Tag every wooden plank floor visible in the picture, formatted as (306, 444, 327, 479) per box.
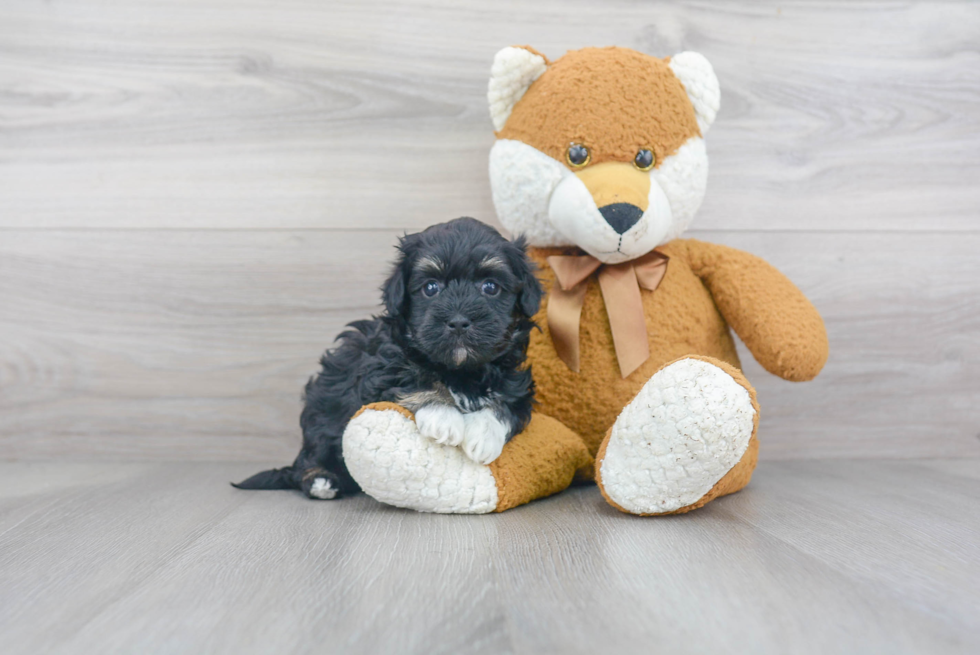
(1, 459, 977, 654)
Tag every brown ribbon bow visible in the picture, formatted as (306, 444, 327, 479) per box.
(546, 250, 669, 378)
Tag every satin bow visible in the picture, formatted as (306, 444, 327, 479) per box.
(546, 250, 669, 378)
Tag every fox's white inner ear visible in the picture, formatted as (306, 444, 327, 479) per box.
(668, 51, 720, 134)
(488, 46, 548, 131)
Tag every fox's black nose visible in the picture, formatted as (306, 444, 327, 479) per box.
(599, 203, 643, 235)
(447, 315, 471, 334)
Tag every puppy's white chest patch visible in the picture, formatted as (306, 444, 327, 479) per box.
(449, 390, 488, 413)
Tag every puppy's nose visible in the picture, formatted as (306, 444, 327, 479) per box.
(598, 203, 643, 235)
(447, 315, 471, 334)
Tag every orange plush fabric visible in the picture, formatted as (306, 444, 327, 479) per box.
(489, 413, 593, 512)
(350, 401, 414, 423)
(681, 240, 829, 381)
(525, 240, 827, 458)
(527, 241, 741, 456)
(497, 47, 701, 167)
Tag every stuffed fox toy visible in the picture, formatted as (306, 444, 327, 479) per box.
(341, 46, 829, 515)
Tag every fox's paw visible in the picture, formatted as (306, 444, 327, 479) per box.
(596, 357, 759, 515)
(343, 403, 498, 514)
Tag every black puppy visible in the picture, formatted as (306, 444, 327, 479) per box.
(234, 217, 542, 500)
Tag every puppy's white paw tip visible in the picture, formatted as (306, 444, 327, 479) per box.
(415, 404, 466, 447)
(309, 477, 337, 500)
(462, 409, 508, 465)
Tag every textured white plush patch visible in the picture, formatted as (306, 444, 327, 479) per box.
(308, 477, 336, 500)
(668, 52, 720, 134)
(652, 137, 709, 243)
(343, 408, 498, 514)
(461, 409, 509, 465)
(489, 139, 568, 246)
(600, 359, 755, 514)
(488, 47, 548, 131)
(415, 404, 466, 447)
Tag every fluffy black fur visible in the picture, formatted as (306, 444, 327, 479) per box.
(234, 217, 543, 499)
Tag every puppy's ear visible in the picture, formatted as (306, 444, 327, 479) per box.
(382, 233, 418, 317)
(508, 235, 543, 318)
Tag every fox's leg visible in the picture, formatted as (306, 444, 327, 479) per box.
(595, 356, 759, 515)
(343, 403, 592, 513)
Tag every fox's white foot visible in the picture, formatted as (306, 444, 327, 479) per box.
(596, 357, 757, 515)
(415, 404, 466, 447)
(461, 409, 509, 465)
(343, 404, 498, 514)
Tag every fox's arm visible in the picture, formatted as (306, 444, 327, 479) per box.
(680, 239, 829, 382)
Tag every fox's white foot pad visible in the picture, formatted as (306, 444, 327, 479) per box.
(600, 358, 755, 514)
(343, 407, 498, 514)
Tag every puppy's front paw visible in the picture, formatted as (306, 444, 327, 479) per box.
(461, 409, 509, 465)
(415, 404, 466, 446)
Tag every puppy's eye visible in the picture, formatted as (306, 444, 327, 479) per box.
(422, 281, 441, 297)
(483, 280, 500, 296)
(634, 148, 655, 171)
(481, 280, 500, 296)
(566, 143, 590, 168)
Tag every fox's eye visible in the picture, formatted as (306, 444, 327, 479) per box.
(634, 149, 655, 171)
(482, 280, 500, 296)
(422, 281, 441, 297)
(566, 143, 591, 168)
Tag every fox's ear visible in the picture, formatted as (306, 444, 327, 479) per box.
(488, 46, 548, 131)
(668, 51, 720, 134)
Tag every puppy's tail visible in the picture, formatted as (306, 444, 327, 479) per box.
(232, 467, 299, 491)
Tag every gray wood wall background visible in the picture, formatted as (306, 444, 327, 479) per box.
(2, 0, 978, 462)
